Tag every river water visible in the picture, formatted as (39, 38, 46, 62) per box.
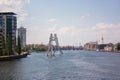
(0, 50, 120, 80)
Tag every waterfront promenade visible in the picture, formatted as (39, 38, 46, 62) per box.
(0, 52, 28, 61)
(0, 50, 120, 80)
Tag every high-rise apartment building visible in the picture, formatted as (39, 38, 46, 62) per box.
(0, 12, 17, 54)
(18, 27, 26, 48)
(0, 21, 2, 51)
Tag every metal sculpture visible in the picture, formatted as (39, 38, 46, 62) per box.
(47, 33, 63, 56)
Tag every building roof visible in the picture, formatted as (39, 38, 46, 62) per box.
(18, 27, 26, 30)
(18, 27, 26, 32)
(86, 42, 98, 45)
(0, 12, 16, 15)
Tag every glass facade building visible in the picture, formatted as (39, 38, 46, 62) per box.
(0, 12, 17, 54)
(0, 16, 2, 51)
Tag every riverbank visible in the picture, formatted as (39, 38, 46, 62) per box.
(0, 52, 28, 61)
(84, 49, 120, 53)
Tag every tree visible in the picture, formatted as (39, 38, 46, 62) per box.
(6, 34, 12, 55)
(18, 36, 21, 55)
(117, 43, 120, 51)
(2, 37, 7, 56)
(1, 35, 6, 56)
(14, 37, 17, 53)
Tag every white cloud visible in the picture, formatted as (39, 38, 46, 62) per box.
(48, 24, 57, 32)
(48, 25, 77, 36)
(18, 12, 28, 23)
(80, 14, 91, 19)
(48, 18, 57, 23)
(0, 0, 30, 6)
(0, 0, 30, 24)
(90, 23, 120, 43)
(47, 25, 81, 45)
(55, 22, 120, 45)
(26, 21, 120, 45)
(92, 23, 115, 30)
(57, 26, 76, 36)
(92, 23, 120, 32)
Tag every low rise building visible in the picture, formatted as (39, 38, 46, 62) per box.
(98, 44, 107, 51)
(104, 43, 114, 52)
(84, 42, 98, 51)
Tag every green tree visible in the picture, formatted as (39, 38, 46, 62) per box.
(6, 34, 12, 55)
(2, 36, 7, 56)
(14, 37, 18, 53)
(18, 36, 21, 55)
(26, 46, 31, 52)
(117, 43, 120, 51)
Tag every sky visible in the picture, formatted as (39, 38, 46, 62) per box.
(0, 0, 120, 46)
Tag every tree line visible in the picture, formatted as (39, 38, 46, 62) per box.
(0, 35, 22, 56)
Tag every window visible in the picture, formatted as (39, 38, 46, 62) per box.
(0, 16, 2, 29)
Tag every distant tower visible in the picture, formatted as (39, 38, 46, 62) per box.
(18, 27, 26, 48)
(47, 33, 63, 56)
(101, 36, 104, 44)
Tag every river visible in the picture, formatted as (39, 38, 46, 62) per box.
(0, 50, 120, 80)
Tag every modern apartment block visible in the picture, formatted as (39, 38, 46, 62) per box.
(0, 12, 17, 54)
(0, 23, 2, 51)
(18, 27, 26, 48)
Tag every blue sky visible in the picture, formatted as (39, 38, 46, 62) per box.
(0, 0, 120, 46)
